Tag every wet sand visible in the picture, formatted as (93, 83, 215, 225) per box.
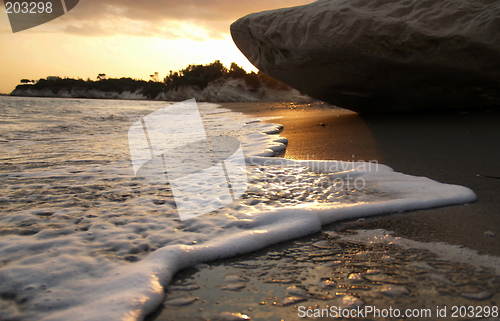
(149, 229, 499, 321)
(149, 102, 500, 321)
(221, 102, 500, 256)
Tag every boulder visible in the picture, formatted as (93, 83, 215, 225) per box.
(231, 0, 500, 113)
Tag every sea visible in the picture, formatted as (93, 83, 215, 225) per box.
(0, 96, 497, 321)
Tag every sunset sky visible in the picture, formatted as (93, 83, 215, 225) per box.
(0, 0, 315, 94)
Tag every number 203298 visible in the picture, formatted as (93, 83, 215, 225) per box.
(5, 2, 53, 14)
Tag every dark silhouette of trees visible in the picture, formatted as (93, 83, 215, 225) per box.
(229, 63, 247, 79)
(163, 60, 229, 89)
(13, 61, 293, 99)
(244, 72, 261, 90)
(150, 72, 159, 82)
(20, 79, 35, 84)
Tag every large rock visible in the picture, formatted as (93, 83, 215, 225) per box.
(231, 0, 500, 113)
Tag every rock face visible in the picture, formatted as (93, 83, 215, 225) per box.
(10, 88, 147, 100)
(157, 78, 310, 102)
(231, 0, 500, 113)
(11, 78, 311, 103)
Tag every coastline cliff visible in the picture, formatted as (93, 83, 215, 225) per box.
(10, 61, 312, 103)
(11, 78, 310, 103)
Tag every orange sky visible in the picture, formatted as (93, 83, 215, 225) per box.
(0, 0, 315, 94)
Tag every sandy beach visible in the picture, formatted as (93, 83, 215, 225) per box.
(3, 0, 499, 318)
(149, 102, 500, 321)
(221, 102, 500, 256)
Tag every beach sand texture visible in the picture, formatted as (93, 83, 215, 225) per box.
(150, 102, 500, 321)
(223, 102, 500, 255)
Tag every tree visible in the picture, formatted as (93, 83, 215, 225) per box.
(163, 71, 179, 87)
(228, 63, 247, 79)
(20, 79, 34, 84)
(150, 72, 159, 82)
(244, 72, 261, 90)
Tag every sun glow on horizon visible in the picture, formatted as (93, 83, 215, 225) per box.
(148, 35, 258, 76)
(0, 0, 316, 93)
(0, 30, 257, 93)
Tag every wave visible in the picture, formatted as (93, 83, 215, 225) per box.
(0, 97, 477, 320)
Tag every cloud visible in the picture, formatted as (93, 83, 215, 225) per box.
(58, 0, 316, 39)
(64, 23, 109, 37)
(67, 0, 312, 22)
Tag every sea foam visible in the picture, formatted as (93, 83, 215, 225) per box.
(0, 97, 476, 320)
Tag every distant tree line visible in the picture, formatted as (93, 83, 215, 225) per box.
(15, 61, 290, 99)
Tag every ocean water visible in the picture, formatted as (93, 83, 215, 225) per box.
(0, 97, 479, 320)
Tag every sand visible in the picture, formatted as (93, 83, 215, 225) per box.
(149, 102, 499, 321)
(149, 230, 499, 321)
(220, 102, 500, 256)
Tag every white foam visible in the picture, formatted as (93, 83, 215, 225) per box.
(332, 229, 500, 275)
(0, 97, 481, 321)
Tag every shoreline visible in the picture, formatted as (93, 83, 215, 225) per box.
(220, 102, 500, 256)
(2, 96, 497, 320)
(129, 100, 499, 321)
(150, 228, 500, 321)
